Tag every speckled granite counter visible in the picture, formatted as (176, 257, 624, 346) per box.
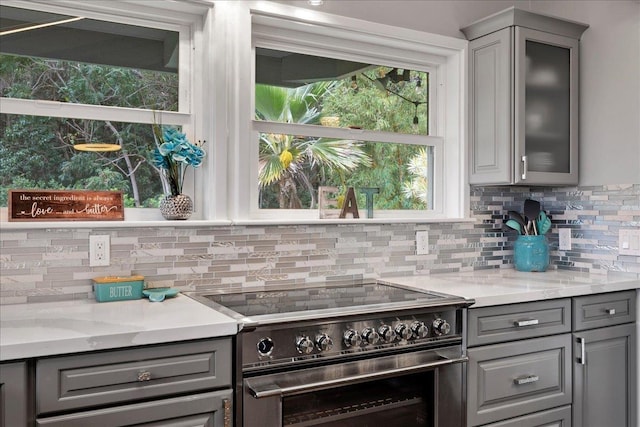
(0, 294, 236, 361)
(382, 269, 640, 308)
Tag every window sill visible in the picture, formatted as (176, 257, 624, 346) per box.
(231, 217, 476, 226)
(0, 219, 233, 230)
(0, 217, 476, 230)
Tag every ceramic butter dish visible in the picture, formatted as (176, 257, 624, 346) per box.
(93, 275, 145, 302)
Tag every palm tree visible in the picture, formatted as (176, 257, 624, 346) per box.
(256, 82, 371, 209)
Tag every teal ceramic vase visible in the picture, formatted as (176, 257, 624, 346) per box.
(514, 235, 549, 272)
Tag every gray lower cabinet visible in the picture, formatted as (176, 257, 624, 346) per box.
(35, 389, 231, 427)
(573, 291, 637, 427)
(33, 338, 233, 427)
(467, 333, 572, 426)
(482, 405, 571, 427)
(0, 361, 32, 426)
(467, 291, 638, 427)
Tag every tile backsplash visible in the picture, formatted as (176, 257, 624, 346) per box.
(1, 183, 638, 305)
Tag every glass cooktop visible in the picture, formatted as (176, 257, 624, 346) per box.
(198, 282, 446, 317)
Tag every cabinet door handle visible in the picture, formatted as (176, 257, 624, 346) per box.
(521, 155, 528, 180)
(137, 370, 152, 382)
(514, 319, 539, 327)
(223, 398, 232, 427)
(578, 337, 586, 365)
(605, 308, 616, 315)
(514, 374, 539, 385)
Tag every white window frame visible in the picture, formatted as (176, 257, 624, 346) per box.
(224, 1, 468, 223)
(0, 0, 216, 221)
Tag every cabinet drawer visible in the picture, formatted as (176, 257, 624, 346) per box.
(467, 299, 571, 346)
(573, 290, 636, 331)
(37, 339, 231, 414)
(36, 389, 232, 427)
(467, 334, 572, 427)
(482, 405, 571, 427)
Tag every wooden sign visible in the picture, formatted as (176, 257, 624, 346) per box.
(8, 190, 124, 222)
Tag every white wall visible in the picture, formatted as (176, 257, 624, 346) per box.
(277, 0, 640, 186)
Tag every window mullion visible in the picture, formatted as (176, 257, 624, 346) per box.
(252, 120, 444, 147)
(0, 98, 191, 126)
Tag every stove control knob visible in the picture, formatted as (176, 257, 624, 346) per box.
(410, 321, 429, 339)
(361, 327, 380, 345)
(315, 334, 334, 352)
(296, 336, 314, 354)
(394, 323, 411, 341)
(378, 325, 397, 343)
(257, 337, 274, 357)
(432, 318, 451, 336)
(343, 329, 362, 347)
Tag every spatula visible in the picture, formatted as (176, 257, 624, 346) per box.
(537, 211, 552, 235)
(524, 199, 541, 235)
(508, 210, 528, 235)
(505, 219, 523, 235)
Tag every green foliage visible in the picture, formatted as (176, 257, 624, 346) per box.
(0, 54, 176, 207)
(256, 67, 432, 211)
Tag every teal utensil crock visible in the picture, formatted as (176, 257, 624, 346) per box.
(514, 235, 549, 272)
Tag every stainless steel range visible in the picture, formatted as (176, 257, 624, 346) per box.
(189, 280, 474, 427)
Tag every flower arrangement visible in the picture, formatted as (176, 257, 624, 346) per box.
(151, 125, 205, 196)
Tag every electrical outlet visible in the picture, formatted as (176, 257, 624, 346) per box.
(619, 229, 640, 256)
(416, 231, 429, 255)
(558, 228, 571, 251)
(89, 235, 110, 267)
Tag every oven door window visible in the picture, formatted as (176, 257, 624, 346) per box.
(282, 371, 434, 427)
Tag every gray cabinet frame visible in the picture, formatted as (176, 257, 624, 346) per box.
(0, 361, 32, 427)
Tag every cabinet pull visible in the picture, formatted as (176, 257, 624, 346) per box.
(223, 398, 232, 427)
(521, 155, 528, 180)
(514, 374, 539, 385)
(514, 319, 539, 327)
(578, 337, 586, 365)
(137, 370, 152, 382)
(605, 308, 616, 315)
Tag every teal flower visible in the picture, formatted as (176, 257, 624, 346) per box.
(152, 125, 206, 196)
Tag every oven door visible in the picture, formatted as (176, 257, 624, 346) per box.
(242, 345, 466, 427)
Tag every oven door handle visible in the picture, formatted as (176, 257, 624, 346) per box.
(246, 351, 468, 399)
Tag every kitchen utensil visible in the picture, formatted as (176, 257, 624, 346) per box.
(143, 287, 179, 302)
(524, 199, 541, 235)
(505, 219, 523, 234)
(508, 210, 528, 235)
(537, 211, 552, 235)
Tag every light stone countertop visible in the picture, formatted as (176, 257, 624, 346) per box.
(382, 269, 640, 308)
(0, 294, 236, 361)
(2, 269, 639, 362)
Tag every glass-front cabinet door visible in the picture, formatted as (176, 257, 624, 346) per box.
(515, 28, 579, 185)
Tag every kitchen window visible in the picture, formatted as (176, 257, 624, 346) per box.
(0, 1, 204, 219)
(226, 4, 467, 221)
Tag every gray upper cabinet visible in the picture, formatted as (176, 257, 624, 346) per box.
(462, 7, 588, 185)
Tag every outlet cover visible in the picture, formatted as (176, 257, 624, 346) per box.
(416, 231, 429, 255)
(619, 229, 640, 256)
(89, 235, 110, 267)
(558, 228, 571, 251)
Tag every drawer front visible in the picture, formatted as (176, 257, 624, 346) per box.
(573, 290, 636, 331)
(468, 299, 571, 346)
(36, 389, 232, 427)
(467, 334, 572, 427)
(482, 405, 571, 427)
(37, 339, 231, 414)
